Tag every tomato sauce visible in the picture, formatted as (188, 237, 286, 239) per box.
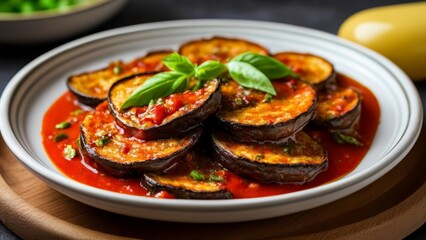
(41, 74, 380, 199)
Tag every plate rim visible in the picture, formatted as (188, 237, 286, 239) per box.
(0, 19, 422, 215)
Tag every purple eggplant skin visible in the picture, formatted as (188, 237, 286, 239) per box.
(80, 127, 203, 178)
(141, 174, 233, 199)
(68, 88, 104, 107)
(216, 102, 316, 145)
(67, 50, 171, 107)
(315, 101, 361, 130)
(108, 75, 222, 140)
(212, 131, 328, 184)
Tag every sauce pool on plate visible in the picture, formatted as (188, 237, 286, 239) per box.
(41, 73, 380, 199)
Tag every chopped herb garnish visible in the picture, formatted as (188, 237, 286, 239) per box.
(113, 65, 122, 75)
(55, 121, 71, 129)
(208, 174, 223, 182)
(71, 109, 84, 116)
(95, 136, 110, 147)
(263, 93, 273, 103)
(189, 170, 205, 181)
(283, 147, 290, 153)
(76, 138, 81, 148)
(63, 145, 77, 160)
(234, 98, 244, 106)
(254, 154, 264, 161)
(53, 133, 68, 142)
(332, 132, 363, 146)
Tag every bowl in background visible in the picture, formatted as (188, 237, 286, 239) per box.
(0, 0, 127, 44)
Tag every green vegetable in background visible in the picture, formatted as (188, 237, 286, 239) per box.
(0, 0, 86, 13)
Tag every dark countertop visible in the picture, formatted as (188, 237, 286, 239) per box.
(0, 0, 424, 239)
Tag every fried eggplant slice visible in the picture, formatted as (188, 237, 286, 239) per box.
(80, 102, 201, 178)
(212, 131, 328, 184)
(274, 52, 336, 91)
(67, 50, 171, 107)
(179, 36, 269, 64)
(216, 79, 316, 144)
(142, 150, 232, 199)
(314, 87, 361, 129)
(109, 74, 221, 140)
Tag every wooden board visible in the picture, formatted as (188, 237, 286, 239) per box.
(0, 128, 425, 240)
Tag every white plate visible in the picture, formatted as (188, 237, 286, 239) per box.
(0, 19, 422, 223)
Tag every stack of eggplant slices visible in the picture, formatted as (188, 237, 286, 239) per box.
(68, 37, 361, 199)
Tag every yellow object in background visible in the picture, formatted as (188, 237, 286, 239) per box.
(338, 2, 426, 81)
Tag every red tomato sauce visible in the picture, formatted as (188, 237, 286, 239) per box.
(41, 74, 380, 199)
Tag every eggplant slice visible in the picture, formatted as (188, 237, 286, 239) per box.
(109, 74, 221, 140)
(67, 50, 171, 107)
(314, 87, 361, 129)
(274, 52, 336, 91)
(212, 130, 328, 184)
(179, 36, 269, 64)
(142, 150, 232, 199)
(216, 79, 316, 144)
(80, 102, 201, 178)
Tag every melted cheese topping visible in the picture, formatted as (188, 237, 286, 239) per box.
(274, 52, 333, 85)
(110, 78, 219, 129)
(149, 175, 223, 192)
(68, 51, 169, 99)
(145, 151, 227, 192)
(180, 37, 268, 64)
(69, 69, 122, 98)
(214, 131, 326, 165)
(81, 102, 193, 164)
(218, 79, 315, 125)
(315, 87, 360, 121)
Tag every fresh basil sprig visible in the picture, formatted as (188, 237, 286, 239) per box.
(121, 52, 297, 109)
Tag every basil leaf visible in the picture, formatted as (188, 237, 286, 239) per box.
(172, 75, 188, 93)
(121, 72, 186, 109)
(232, 52, 297, 79)
(332, 132, 363, 146)
(162, 52, 195, 75)
(189, 170, 205, 181)
(195, 60, 226, 81)
(227, 61, 277, 95)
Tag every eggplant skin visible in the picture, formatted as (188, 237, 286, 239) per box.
(273, 52, 336, 91)
(313, 87, 362, 129)
(216, 79, 317, 144)
(79, 102, 203, 178)
(67, 50, 171, 107)
(141, 149, 232, 199)
(179, 36, 270, 64)
(212, 131, 328, 184)
(142, 174, 232, 199)
(217, 103, 315, 144)
(80, 128, 202, 178)
(109, 75, 222, 140)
